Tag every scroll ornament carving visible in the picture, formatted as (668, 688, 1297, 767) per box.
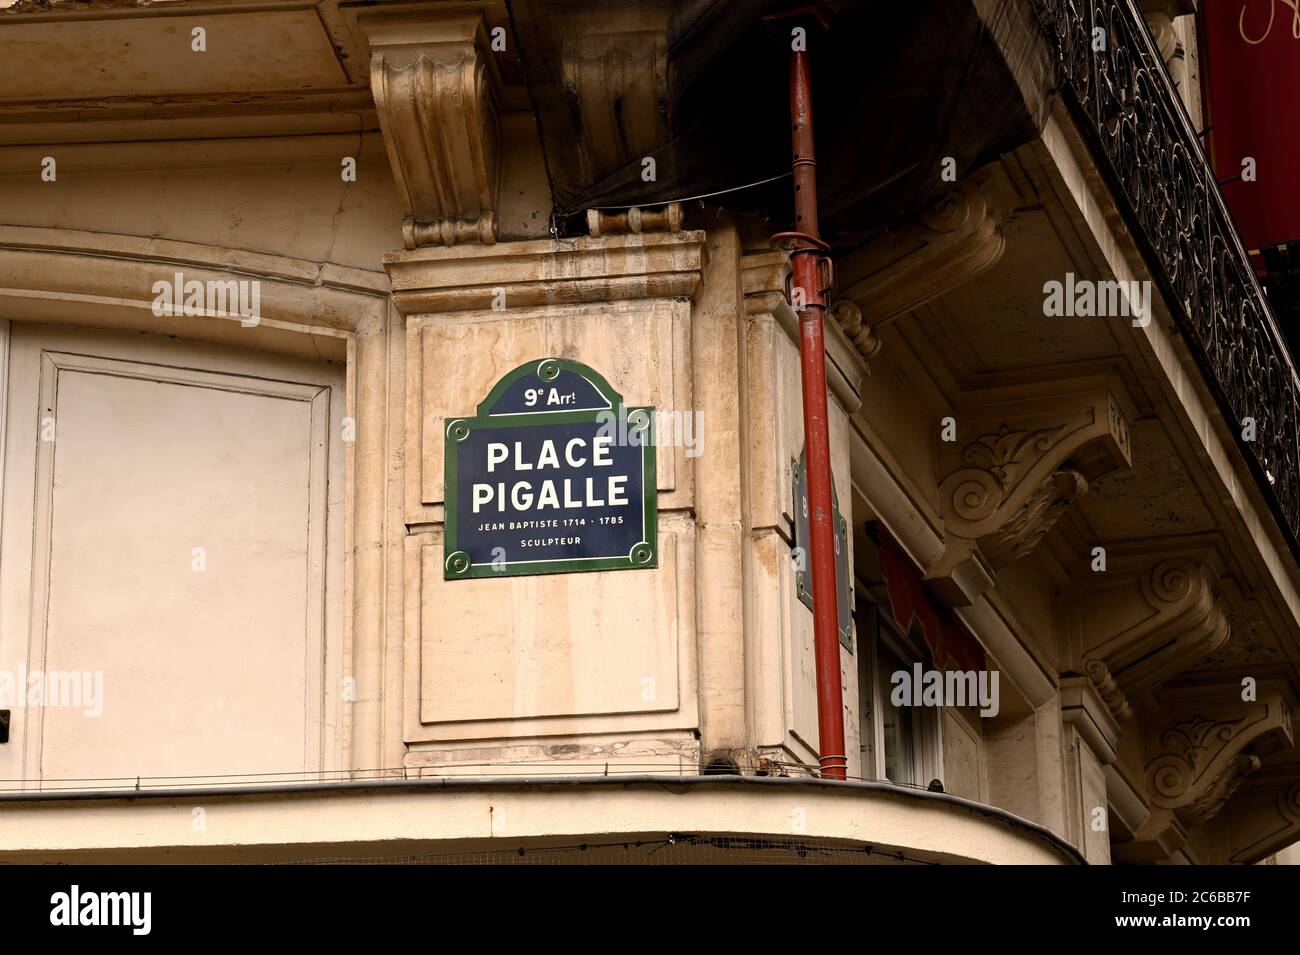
(1148, 715, 1252, 804)
(1086, 659, 1133, 722)
(1144, 689, 1292, 829)
(1084, 555, 1232, 695)
(940, 422, 1088, 570)
(951, 424, 1068, 518)
(928, 386, 1133, 603)
(1179, 755, 1260, 826)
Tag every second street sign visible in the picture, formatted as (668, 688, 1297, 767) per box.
(793, 450, 853, 650)
(443, 357, 657, 580)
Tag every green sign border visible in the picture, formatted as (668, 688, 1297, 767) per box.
(444, 357, 658, 580)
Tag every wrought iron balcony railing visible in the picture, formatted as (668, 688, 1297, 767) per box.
(1030, 0, 1300, 557)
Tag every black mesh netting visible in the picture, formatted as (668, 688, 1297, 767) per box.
(279, 835, 937, 865)
(507, 0, 1047, 251)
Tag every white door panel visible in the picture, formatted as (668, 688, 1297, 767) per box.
(0, 324, 344, 789)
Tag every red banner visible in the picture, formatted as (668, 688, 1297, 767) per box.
(1201, 1, 1300, 263)
(875, 528, 985, 674)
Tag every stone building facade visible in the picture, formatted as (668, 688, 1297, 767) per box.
(0, 0, 1297, 865)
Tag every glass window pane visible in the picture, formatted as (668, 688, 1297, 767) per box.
(876, 641, 916, 785)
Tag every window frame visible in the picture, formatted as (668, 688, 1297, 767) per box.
(855, 583, 944, 789)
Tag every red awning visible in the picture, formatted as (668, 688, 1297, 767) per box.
(875, 527, 986, 673)
(1202, 2, 1300, 260)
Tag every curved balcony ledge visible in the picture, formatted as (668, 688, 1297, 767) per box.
(0, 775, 1082, 864)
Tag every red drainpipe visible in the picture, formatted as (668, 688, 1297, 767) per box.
(773, 34, 847, 780)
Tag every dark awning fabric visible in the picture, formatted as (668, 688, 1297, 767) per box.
(875, 528, 986, 673)
(507, 0, 1050, 252)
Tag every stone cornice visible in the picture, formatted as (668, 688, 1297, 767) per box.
(0, 225, 386, 345)
(384, 232, 705, 315)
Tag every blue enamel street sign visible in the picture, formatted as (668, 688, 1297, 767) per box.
(443, 358, 657, 579)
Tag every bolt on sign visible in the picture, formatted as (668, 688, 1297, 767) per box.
(443, 358, 657, 579)
(792, 451, 853, 649)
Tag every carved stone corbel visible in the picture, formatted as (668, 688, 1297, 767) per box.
(1113, 684, 1293, 862)
(1080, 547, 1232, 696)
(835, 165, 1014, 337)
(364, 14, 503, 249)
(558, 14, 670, 188)
(1114, 683, 1291, 863)
(927, 380, 1134, 605)
(1145, 686, 1292, 825)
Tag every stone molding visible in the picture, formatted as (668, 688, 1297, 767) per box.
(741, 249, 866, 412)
(384, 231, 706, 316)
(1061, 672, 1123, 764)
(364, 13, 503, 250)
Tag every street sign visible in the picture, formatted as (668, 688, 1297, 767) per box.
(792, 451, 853, 649)
(443, 357, 657, 579)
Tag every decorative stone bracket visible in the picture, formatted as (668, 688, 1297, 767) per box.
(1079, 546, 1232, 699)
(364, 13, 503, 249)
(1120, 682, 1294, 862)
(835, 165, 1015, 335)
(927, 380, 1134, 605)
(556, 11, 671, 191)
(1146, 685, 1292, 826)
